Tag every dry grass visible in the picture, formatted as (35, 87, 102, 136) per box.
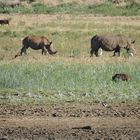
(40, 0, 140, 5)
(0, 14, 140, 60)
(43, 0, 106, 5)
(1, 14, 140, 26)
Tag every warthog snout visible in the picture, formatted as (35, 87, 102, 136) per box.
(46, 42, 57, 55)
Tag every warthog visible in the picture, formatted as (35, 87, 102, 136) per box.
(112, 73, 131, 82)
(0, 0, 20, 7)
(15, 35, 57, 57)
(0, 19, 10, 25)
(90, 34, 136, 57)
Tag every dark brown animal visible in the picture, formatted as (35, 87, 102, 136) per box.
(15, 35, 57, 57)
(90, 34, 136, 57)
(112, 73, 131, 82)
(28, 0, 36, 3)
(0, 19, 10, 25)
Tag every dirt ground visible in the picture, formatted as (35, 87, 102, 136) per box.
(0, 102, 140, 140)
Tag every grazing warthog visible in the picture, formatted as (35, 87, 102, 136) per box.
(0, 19, 10, 25)
(112, 73, 131, 82)
(15, 35, 57, 58)
(0, 0, 20, 7)
(90, 34, 136, 57)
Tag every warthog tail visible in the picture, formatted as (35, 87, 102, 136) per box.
(14, 52, 21, 58)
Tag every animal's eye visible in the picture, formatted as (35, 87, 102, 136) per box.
(131, 40, 135, 44)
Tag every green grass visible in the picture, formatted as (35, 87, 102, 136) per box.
(0, 2, 140, 16)
(0, 61, 139, 104)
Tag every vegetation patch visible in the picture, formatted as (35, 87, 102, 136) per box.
(0, 1, 140, 16)
(0, 15, 140, 104)
(0, 61, 139, 104)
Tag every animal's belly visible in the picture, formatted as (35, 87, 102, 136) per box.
(29, 43, 42, 50)
(100, 40, 115, 51)
(101, 46, 114, 51)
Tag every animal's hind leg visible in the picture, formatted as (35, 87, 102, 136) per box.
(90, 49, 95, 57)
(20, 46, 27, 56)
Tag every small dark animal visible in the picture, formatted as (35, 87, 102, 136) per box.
(72, 126, 92, 130)
(90, 34, 136, 57)
(0, 19, 10, 25)
(15, 35, 57, 57)
(28, 0, 36, 3)
(112, 73, 131, 82)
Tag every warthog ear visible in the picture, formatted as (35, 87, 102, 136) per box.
(131, 40, 135, 44)
(50, 41, 52, 45)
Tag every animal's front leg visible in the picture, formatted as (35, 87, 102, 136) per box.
(43, 46, 48, 55)
(117, 48, 121, 56)
(113, 47, 120, 57)
(113, 51, 116, 56)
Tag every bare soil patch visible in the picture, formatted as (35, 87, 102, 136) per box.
(0, 103, 140, 139)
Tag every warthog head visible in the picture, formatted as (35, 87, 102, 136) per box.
(45, 41, 57, 55)
(125, 40, 136, 56)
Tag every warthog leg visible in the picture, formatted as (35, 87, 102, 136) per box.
(113, 46, 120, 56)
(94, 48, 101, 57)
(20, 46, 27, 55)
(90, 49, 98, 57)
(42, 49, 44, 55)
(90, 49, 94, 57)
(95, 49, 99, 57)
(42, 49, 48, 55)
(42, 46, 48, 55)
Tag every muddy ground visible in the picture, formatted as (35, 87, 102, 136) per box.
(0, 102, 140, 140)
